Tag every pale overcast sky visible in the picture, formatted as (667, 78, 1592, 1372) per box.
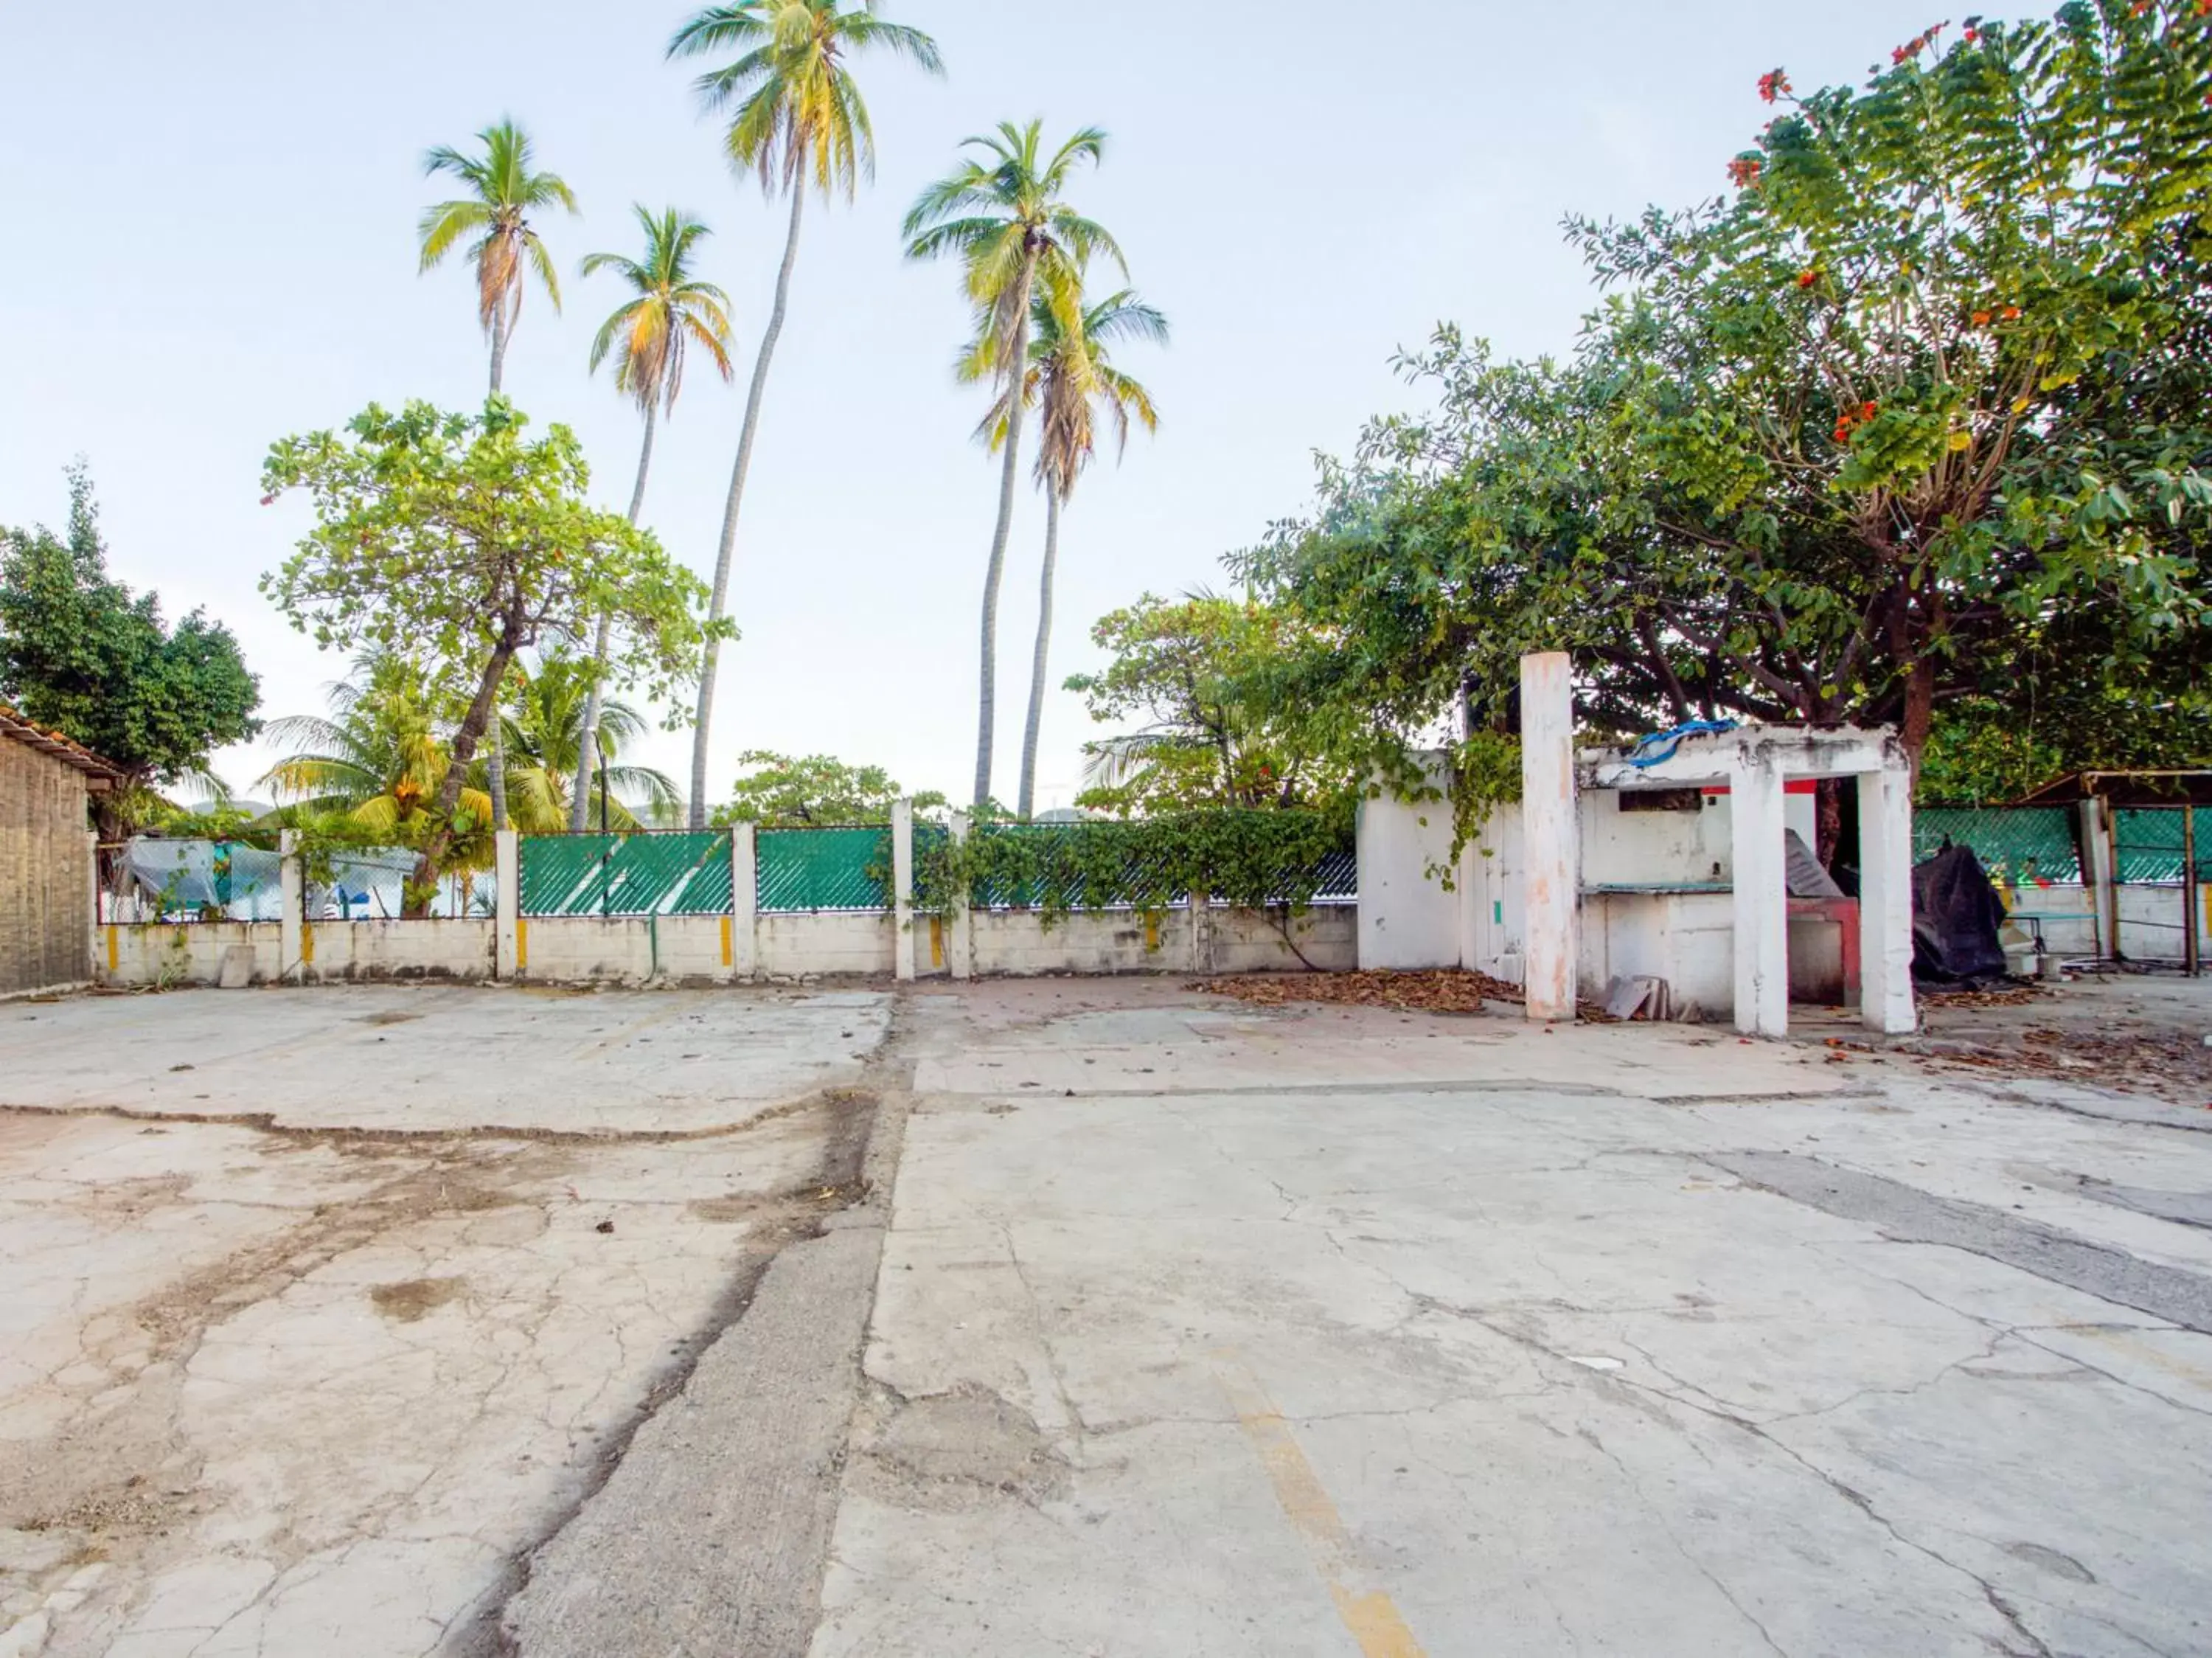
(1, 0, 1948, 813)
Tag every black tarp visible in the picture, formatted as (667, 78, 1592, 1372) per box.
(1912, 844, 2012, 989)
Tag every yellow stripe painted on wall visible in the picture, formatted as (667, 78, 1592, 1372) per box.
(516, 918, 528, 972)
(106, 926, 117, 974)
(721, 914, 733, 968)
(1145, 912, 1161, 953)
(1215, 1357, 1428, 1658)
(931, 916, 944, 968)
(302, 923, 314, 965)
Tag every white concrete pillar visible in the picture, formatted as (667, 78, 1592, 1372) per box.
(948, 813, 974, 982)
(731, 823, 759, 980)
(495, 830, 521, 981)
(1520, 653, 1579, 1021)
(2081, 798, 2117, 961)
(1857, 768, 1917, 1035)
(86, 830, 101, 983)
(891, 799, 917, 983)
(279, 829, 305, 985)
(1730, 757, 1790, 1037)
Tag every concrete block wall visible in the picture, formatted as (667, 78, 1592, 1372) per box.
(93, 816, 1366, 988)
(757, 913, 896, 979)
(102, 923, 284, 988)
(305, 920, 495, 982)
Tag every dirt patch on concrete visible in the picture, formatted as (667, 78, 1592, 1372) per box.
(855, 1383, 1071, 1511)
(1194, 968, 1520, 1014)
(370, 1276, 467, 1322)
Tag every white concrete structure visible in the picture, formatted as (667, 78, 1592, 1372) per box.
(495, 828, 521, 980)
(891, 800, 917, 983)
(1354, 757, 1458, 971)
(1580, 724, 1917, 1037)
(1521, 652, 1579, 1022)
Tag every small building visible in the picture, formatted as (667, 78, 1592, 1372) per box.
(1, 704, 119, 998)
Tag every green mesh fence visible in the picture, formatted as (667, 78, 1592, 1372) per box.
(1913, 807, 2083, 885)
(2114, 808, 2201, 884)
(968, 822, 1186, 911)
(520, 832, 732, 917)
(757, 827, 890, 913)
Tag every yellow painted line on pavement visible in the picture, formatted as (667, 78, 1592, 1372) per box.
(568, 996, 694, 1061)
(1216, 1356, 1429, 1658)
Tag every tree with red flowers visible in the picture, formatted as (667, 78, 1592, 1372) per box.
(1237, 0, 2212, 814)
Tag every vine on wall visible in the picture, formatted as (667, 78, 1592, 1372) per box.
(898, 810, 1352, 922)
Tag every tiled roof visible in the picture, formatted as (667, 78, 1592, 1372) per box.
(0, 703, 123, 779)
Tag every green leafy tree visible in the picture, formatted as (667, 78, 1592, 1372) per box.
(969, 274, 1166, 822)
(904, 119, 1122, 808)
(260, 400, 723, 913)
(259, 653, 475, 836)
(669, 0, 945, 827)
(1067, 594, 1354, 816)
(711, 749, 946, 826)
(573, 205, 737, 829)
(1239, 1, 2212, 830)
(0, 465, 260, 837)
(419, 118, 580, 833)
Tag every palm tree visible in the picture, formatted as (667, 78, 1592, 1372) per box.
(259, 656, 490, 838)
(987, 278, 1166, 819)
(668, 0, 945, 828)
(571, 207, 737, 830)
(903, 120, 1122, 807)
(498, 653, 684, 832)
(418, 117, 579, 834)
(418, 119, 580, 395)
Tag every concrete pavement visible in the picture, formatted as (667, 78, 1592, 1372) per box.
(814, 980, 2212, 1658)
(6, 976, 2211, 1657)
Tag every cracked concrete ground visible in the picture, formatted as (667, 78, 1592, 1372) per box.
(815, 979, 2212, 1658)
(0, 985, 893, 1658)
(8, 976, 2212, 1657)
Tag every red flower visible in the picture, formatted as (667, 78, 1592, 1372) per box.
(2001, 305, 2022, 321)
(1860, 402, 1879, 420)
(1727, 156, 1763, 188)
(1758, 69, 1792, 103)
(1972, 309, 1993, 326)
(1797, 268, 1819, 289)
(1893, 23, 1945, 64)
(1964, 25, 1978, 40)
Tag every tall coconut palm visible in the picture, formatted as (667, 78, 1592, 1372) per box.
(903, 120, 1122, 807)
(418, 117, 579, 833)
(571, 206, 737, 830)
(668, 0, 944, 828)
(418, 119, 580, 395)
(976, 278, 1165, 820)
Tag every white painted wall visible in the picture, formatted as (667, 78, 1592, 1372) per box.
(307, 920, 494, 982)
(102, 923, 282, 987)
(1356, 777, 1460, 971)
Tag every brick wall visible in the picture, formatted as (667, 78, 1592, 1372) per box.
(0, 738, 93, 996)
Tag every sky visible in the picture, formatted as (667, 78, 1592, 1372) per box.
(0, 0, 1952, 815)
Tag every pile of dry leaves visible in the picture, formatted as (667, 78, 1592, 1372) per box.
(1191, 969, 1523, 1014)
